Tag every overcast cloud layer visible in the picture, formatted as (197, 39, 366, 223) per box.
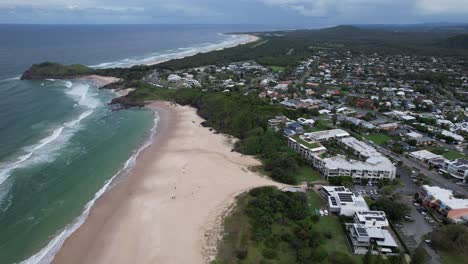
(1, 0, 468, 25)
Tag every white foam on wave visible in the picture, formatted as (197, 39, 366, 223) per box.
(20, 112, 160, 264)
(0, 81, 100, 186)
(0, 76, 21, 83)
(65, 83, 100, 109)
(90, 34, 252, 69)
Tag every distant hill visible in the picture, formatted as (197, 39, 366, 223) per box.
(356, 23, 468, 34)
(441, 34, 468, 49)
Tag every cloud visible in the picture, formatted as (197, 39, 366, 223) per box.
(0, 0, 467, 25)
(258, 0, 468, 18)
(416, 0, 468, 14)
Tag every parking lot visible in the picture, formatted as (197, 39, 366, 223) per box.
(353, 184, 380, 199)
(377, 166, 442, 263)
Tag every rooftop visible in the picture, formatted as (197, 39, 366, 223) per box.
(302, 129, 350, 141)
(292, 135, 324, 150)
(409, 150, 442, 160)
(323, 155, 395, 171)
(340, 137, 381, 158)
(423, 185, 468, 210)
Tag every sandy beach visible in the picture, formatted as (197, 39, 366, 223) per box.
(52, 101, 281, 264)
(74, 75, 122, 88)
(145, 34, 260, 66)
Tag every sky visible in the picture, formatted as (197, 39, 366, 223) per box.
(1, 0, 468, 27)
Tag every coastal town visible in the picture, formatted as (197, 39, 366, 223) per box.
(5, 0, 468, 263)
(14, 24, 468, 264)
(134, 42, 468, 263)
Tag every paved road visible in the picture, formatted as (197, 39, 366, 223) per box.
(372, 143, 468, 197)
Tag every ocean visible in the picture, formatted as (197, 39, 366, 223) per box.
(0, 24, 276, 264)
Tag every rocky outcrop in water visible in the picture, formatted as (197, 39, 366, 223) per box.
(21, 62, 95, 80)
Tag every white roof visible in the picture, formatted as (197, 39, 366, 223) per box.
(410, 150, 442, 160)
(401, 115, 416, 120)
(376, 229, 399, 248)
(319, 109, 332, 114)
(340, 137, 381, 158)
(324, 155, 395, 172)
(406, 132, 423, 139)
(328, 191, 369, 216)
(355, 211, 389, 228)
(441, 130, 464, 142)
(423, 185, 468, 209)
(303, 129, 350, 141)
(352, 224, 398, 248)
(322, 185, 350, 194)
(297, 118, 315, 124)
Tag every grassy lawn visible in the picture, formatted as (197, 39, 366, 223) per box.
(269, 65, 285, 72)
(307, 190, 325, 209)
(306, 191, 364, 263)
(295, 166, 322, 183)
(305, 120, 335, 132)
(293, 135, 322, 149)
(440, 251, 467, 264)
(441, 150, 467, 160)
(363, 133, 393, 145)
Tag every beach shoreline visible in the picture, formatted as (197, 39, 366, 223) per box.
(144, 34, 259, 66)
(77, 34, 259, 96)
(51, 102, 280, 264)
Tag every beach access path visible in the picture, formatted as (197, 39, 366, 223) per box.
(52, 101, 282, 264)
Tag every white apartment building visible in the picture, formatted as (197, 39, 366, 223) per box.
(443, 159, 468, 182)
(301, 129, 350, 142)
(288, 130, 396, 181)
(353, 211, 389, 229)
(322, 186, 369, 216)
(349, 224, 399, 255)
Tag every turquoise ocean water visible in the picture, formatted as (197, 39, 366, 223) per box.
(0, 24, 281, 264)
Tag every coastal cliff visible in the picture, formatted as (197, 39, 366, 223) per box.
(21, 62, 95, 80)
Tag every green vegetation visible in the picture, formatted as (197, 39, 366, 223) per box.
(215, 187, 359, 264)
(441, 150, 467, 160)
(150, 26, 468, 73)
(21, 62, 94, 79)
(440, 251, 467, 264)
(293, 135, 322, 149)
(328, 176, 354, 188)
(429, 147, 467, 160)
(295, 166, 322, 183)
(270, 66, 286, 72)
(410, 245, 428, 264)
(430, 224, 468, 262)
(369, 196, 410, 223)
(441, 33, 468, 49)
(128, 84, 310, 184)
(363, 133, 393, 146)
(306, 119, 335, 132)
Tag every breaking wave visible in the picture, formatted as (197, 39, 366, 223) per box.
(0, 81, 99, 186)
(90, 34, 252, 69)
(19, 112, 160, 264)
